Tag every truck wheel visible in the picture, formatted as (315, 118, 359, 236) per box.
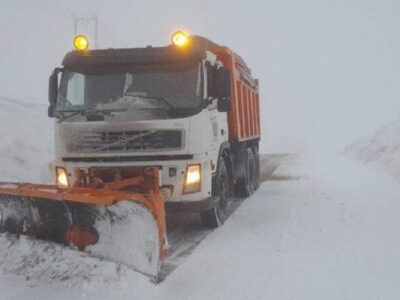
(201, 157, 231, 228)
(253, 147, 260, 190)
(246, 148, 256, 196)
(235, 147, 256, 197)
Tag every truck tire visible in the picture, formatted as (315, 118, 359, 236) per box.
(253, 146, 260, 190)
(201, 157, 231, 228)
(246, 148, 256, 195)
(235, 147, 256, 197)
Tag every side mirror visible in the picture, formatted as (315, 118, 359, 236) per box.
(215, 67, 231, 99)
(206, 63, 217, 98)
(217, 98, 231, 112)
(207, 66, 232, 99)
(216, 67, 231, 112)
(48, 68, 62, 118)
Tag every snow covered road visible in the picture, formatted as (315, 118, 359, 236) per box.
(158, 155, 400, 300)
(160, 154, 288, 281)
(1, 153, 400, 299)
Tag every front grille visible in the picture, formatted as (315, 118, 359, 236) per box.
(69, 130, 183, 153)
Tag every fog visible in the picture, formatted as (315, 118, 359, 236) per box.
(1, 0, 399, 154)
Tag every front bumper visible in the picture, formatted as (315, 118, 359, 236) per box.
(59, 154, 214, 203)
(165, 196, 219, 213)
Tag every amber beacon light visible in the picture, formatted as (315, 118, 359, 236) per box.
(74, 35, 89, 51)
(172, 31, 189, 47)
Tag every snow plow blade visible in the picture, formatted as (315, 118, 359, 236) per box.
(0, 167, 167, 281)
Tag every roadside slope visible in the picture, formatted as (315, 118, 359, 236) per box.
(344, 118, 400, 181)
(0, 97, 53, 183)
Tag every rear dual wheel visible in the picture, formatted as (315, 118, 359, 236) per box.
(237, 148, 257, 197)
(253, 147, 260, 190)
(246, 148, 256, 196)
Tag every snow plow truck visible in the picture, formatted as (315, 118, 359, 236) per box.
(0, 31, 260, 281)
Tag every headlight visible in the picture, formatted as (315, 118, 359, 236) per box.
(56, 167, 69, 187)
(183, 164, 201, 194)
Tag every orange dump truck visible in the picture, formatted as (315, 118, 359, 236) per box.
(0, 31, 260, 281)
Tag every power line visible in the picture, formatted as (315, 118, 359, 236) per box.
(204, 0, 209, 37)
(74, 15, 99, 48)
(14, 0, 73, 20)
(14, 0, 125, 48)
(36, 0, 74, 16)
(97, 20, 125, 47)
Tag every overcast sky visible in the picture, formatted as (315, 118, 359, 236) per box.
(0, 0, 399, 154)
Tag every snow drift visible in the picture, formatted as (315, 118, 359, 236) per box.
(344, 118, 400, 181)
(0, 97, 53, 183)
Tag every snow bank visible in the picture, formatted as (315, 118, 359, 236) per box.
(344, 118, 400, 181)
(0, 233, 155, 298)
(0, 233, 121, 286)
(0, 97, 53, 183)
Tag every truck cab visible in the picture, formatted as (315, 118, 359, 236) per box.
(48, 32, 260, 227)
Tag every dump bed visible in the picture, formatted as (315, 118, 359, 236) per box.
(212, 47, 260, 142)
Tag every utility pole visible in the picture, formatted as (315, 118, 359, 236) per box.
(93, 15, 99, 49)
(74, 14, 77, 35)
(74, 15, 99, 49)
(204, 0, 208, 37)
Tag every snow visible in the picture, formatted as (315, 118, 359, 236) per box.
(344, 118, 400, 181)
(158, 156, 400, 300)
(0, 97, 53, 183)
(87, 201, 161, 279)
(1, 152, 400, 299)
(1, 96, 400, 299)
(0, 234, 154, 299)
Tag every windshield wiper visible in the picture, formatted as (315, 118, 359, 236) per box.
(56, 108, 128, 122)
(132, 95, 178, 115)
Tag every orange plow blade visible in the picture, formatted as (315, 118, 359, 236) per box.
(0, 167, 167, 281)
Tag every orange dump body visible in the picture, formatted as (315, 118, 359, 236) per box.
(211, 47, 260, 143)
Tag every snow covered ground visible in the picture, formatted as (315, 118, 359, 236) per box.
(1, 97, 400, 299)
(344, 118, 400, 182)
(0, 97, 53, 183)
(1, 154, 400, 299)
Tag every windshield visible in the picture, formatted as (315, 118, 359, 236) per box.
(56, 62, 203, 121)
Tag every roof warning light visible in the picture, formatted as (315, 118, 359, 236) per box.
(172, 31, 189, 47)
(74, 35, 89, 51)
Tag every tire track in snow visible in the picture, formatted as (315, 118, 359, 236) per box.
(159, 154, 290, 281)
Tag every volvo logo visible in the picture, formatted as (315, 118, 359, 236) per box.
(119, 136, 128, 146)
